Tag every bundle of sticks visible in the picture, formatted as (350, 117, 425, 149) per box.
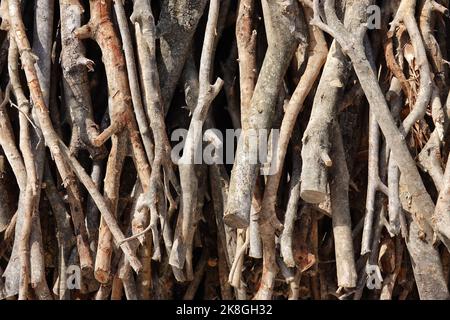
(0, 0, 450, 300)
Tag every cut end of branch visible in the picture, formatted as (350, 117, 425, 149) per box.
(300, 189, 327, 204)
(74, 23, 92, 40)
(223, 212, 250, 229)
(94, 269, 110, 284)
(321, 151, 333, 167)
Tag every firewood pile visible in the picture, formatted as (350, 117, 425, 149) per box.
(0, 0, 450, 300)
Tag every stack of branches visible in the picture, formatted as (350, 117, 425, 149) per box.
(0, 0, 450, 300)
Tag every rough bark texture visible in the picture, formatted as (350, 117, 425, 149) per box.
(0, 0, 450, 301)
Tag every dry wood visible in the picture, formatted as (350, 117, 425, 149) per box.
(225, 0, 301, 229)
(0, 0, 450, 301)
(170, 0, 223, 271)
